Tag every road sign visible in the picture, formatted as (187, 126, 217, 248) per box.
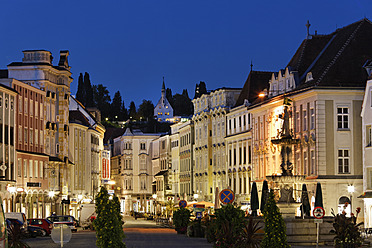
(219, 189, 235, 204)
(179, 200, 187, 208)
(314, 219, 323, 223)
(313, 207, 325, 219)
(196, 212, 202, 219)
(51, 224, 72, 247)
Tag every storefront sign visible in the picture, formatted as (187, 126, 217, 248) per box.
(102, 150, 111, 180)
(26, 182, 41, 187)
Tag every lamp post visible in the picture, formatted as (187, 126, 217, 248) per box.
(49, 191, 56, 215)
(152, 194, 157, 216)
(348, 185, 354, 216)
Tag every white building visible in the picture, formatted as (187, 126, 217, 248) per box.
(112, 128, 160, 215)
(154, 79, 173, 122)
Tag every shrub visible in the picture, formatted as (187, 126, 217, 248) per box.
(261, 190, 289, 248)
(173, 207, 191, 230)
(213, 204, 245, 248)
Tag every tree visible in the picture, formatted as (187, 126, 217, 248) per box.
(138, 100, 154, 121)
(261, 190, 289, 248)
(111, 91, 125, 120)
(76, 73, 86, 105)
(84, 72, 94, 107)
(165, 88, 174, 107)
(94, 187, 126, 248)
(194, 81, 207, 99)
(129, 101, 137, 119)
(93, 84, 111, 119)
(172, 93, 193, 116)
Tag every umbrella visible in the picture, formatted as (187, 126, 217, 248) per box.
(250, 182, 259, 216)
(260, 180, 269, 213)
(214, 187, 220, 209)
(301, 183, 311, 217)
(314, 182, 323, 208)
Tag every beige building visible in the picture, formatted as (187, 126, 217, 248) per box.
(242, 19, 372, 218)
(0, 82, 17, 213)
(112, 128, 160, 215)
(192, 88, 241, 202)
(5, 50, 73, 216)
(68, 96, 105, 218)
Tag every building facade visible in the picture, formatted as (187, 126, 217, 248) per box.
(154, 79, 173, 122)
(192, 88, 241, 202)
(112, 128, 159, 215)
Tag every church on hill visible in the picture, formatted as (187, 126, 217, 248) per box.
(154, 78, 173, 122)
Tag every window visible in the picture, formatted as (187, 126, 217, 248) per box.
(367, 125, 372, 147)
(239, 116, 242, 127)
(24, 99, 28, 114)
(303, 151, 308, 175)
(18, 127, 22, 143)
(296, 111, 300, 132)
(337, 107, 349, 129)
(17, 159, 21, 177)
(30, 129, 33, 144)
(140, 143, 146, 150)
(303, 110, 307, 131)
(40, 161, 43, 179)
(30, 100, 33, 116)
(24, 128, 28, 143)
(35, 102, 38, 117)
(35, 130, 38, 145)
(310, 108, 315, 130)
(338, 149, 350, 174)
(310, 150, 315, 175)
(24, 160, 27, 178)
(29, 160, 33, 178)
(140, 156, 146, 170)
(34, 161, 38, 178)
(243, 146, 247, 164)
(19, 97, 22, 112)
(233, 148, 236, 165)
(229, 149, 232, 166)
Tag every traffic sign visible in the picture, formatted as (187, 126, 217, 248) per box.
(179, 200, 187, 208)
(314, 219, 323, 223)
(219, 189, 235, 204)
(313, 207, 325, 219)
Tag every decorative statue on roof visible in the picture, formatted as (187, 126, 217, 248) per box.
(279, 105, 292, 138)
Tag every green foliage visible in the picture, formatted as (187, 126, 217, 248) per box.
(93, 84, 111, 119)
(173, 207, 191, 229)
(235, 216, 262, 248)
(261, 190, 289, 248)
(8, 222, 30, 248)
(94, 187, 126, 248)
(212, 204, 246, 248)
(330, 209, 363, 247)
(138, 100, 154, 121)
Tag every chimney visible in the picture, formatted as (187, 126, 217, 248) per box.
(58, 50, 70, 70)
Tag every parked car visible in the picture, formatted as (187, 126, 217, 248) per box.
(27, 225, 43, 238)
(46, 215, 77, 232)
(4, 213, 27, 230)
(27, 219, 53, 236)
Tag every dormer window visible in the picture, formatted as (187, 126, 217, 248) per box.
(306, 72, 313, 82)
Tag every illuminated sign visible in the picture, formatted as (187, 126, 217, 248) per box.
(102, 150, 111, 180)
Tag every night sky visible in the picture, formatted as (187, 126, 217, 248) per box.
(0, 0, 371, 106)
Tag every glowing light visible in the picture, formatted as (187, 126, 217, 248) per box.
(48, 191, 56, 198)
(258, 92, 266, 98)
(348, 185, 355, 193)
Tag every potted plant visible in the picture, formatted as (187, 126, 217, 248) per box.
(173, 207, 191, 234)
(330, 207, 363, 248)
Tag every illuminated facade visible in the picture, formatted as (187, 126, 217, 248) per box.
(192, 88, 241, 202)
(154, 79, 173, 122)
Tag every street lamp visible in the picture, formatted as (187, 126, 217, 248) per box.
(348, 185, 355, 216)
(193, 193, 199, 201)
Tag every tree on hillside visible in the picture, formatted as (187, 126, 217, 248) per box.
(194, 81, 207, 99)
(93, 84, 111, 119)
(172, 93, 193, 116)
(166, 88, 173, 106)
(84, 72, 94, 107)
(76, 73, 86, 105)
(138, 100, 154, 121)
(129, 101, 137, 119)
(111, 91, 128, 120)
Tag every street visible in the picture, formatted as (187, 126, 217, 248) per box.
(25, 216, 213, 248)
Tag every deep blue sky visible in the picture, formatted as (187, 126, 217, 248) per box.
(0, 0, 371, 106)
